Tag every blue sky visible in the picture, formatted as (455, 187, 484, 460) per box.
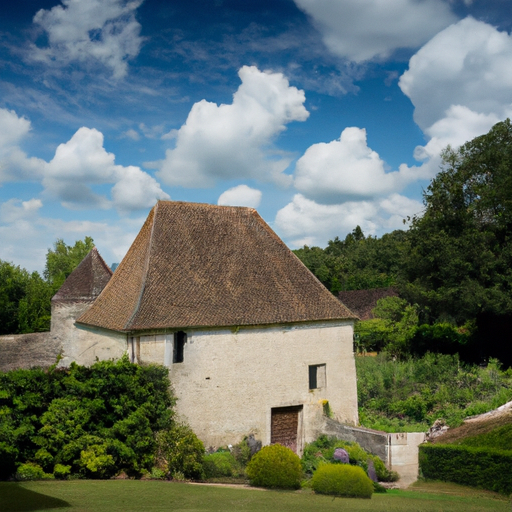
(1, 0, 512, 272)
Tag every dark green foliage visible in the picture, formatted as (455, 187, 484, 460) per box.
(311, 463, 373, 498)
(156, 423, 204, 480)
(0, 356, 175, 480)
(293, 228, 407, 293)
(419, 443, 512, 495)
(245, 444, 302, 489)
(356, 353, 512, 432)
(301, 436, 397, 482)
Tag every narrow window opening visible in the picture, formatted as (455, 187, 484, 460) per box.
(309, 364, 326, 390)
(173, 331, 186, 363)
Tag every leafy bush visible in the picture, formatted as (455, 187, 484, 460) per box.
(419, 443, 512, 495)
(246, 444, 302, 489)
(15, 463, 54, 481)
(0, 356, 175, 480)
(157, 423, 204, 480)
(53, 464, 71, 480)
(203, 451, 240, 479)
(311, 464, 373, 498)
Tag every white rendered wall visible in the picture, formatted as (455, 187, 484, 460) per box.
(51, 303, 127, 367)
(138, 321, 358, 450)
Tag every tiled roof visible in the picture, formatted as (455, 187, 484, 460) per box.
(52, 247, 112, 304)
(337, 287, 398, 321)
(77, 201, 356, 332)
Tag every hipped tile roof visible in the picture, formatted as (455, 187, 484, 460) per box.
(337, 287, 398, 321)
(77, 201, 355, 332)
(52, 247, 112, 304)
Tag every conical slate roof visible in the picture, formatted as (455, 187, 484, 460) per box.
(77, 201, 355, 332)
(52, 247, 112, 304)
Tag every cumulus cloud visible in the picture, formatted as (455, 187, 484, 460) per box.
(156, 66, 309, 188)
(274, 193, 422, 248)
(397, 17, 512, 177)
(399, 17, 512, 131)
(43, 127, 169, 211)
(293, 0, 457, 62)
(217, 185, 262, 208)
(0, 108, 45, 183)
(29, 0, 143, 78)
(294, 127, 426, 203)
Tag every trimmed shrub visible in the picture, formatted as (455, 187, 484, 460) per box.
(311, 463, 373, 498)
(203, 451, 240, 479)
(246, 444, 302, 489)
(419, 443, 512, 495)
(157, 423, 205, 480)
(15, 463, 54, 481)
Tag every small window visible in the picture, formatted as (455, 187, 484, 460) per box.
(173, 331, 186, 363)
(309, 364, 326, 390)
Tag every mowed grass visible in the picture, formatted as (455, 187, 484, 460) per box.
(0, 480, 510, 512)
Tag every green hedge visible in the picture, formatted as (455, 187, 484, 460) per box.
(419, 443, 512, 495)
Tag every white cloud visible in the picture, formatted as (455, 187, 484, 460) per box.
(43, 127, 169, 211)
(294, 127, 426, 203)
(30, 0, 143, 78)
(217, 185, 262, 208)
(397, 17, 512, 177)
(399, 17, 512, 131)
(120, 129, 140, 141)
(0, 108, 45, 183)
(0, 201, 141, 272)
(274, 193, 421, 248)
(0, 198, 43, 224)
(293, 0, 457, 62)
(156, 66, 309, 188)
(112, 165, 171, 212)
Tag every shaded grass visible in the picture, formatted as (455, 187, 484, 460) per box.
(0, 480, 509, 512)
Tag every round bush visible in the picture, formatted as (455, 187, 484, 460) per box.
(311, 463, 373, 498)
(245, 444, 302, 489)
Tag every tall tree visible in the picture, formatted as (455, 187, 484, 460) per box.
(403, 120, 512, 365)
(44, 237, 95, 291)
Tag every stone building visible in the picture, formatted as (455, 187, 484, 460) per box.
(1, 201, 359, 453)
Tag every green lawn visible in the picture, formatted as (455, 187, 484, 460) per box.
(0, 480, 510, 512)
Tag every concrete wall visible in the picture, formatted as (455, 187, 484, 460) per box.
(136, 320, 358, 451)
(51, 302, 127, 367)
(322, 418, 426, 487)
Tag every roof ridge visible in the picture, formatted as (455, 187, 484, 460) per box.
(124, 202, 158, 330)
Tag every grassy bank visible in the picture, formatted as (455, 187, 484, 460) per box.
(0, 480, 509, 512)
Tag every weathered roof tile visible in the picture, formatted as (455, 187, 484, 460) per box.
(78, 201, 355, 331)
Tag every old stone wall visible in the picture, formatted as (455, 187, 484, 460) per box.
(135, 320, 358, 452)
(0, 332, 60, 372)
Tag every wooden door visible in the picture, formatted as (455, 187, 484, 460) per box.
(271, 406, 302, 453)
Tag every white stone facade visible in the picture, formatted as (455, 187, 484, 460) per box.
(129, 320, 358, 451)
